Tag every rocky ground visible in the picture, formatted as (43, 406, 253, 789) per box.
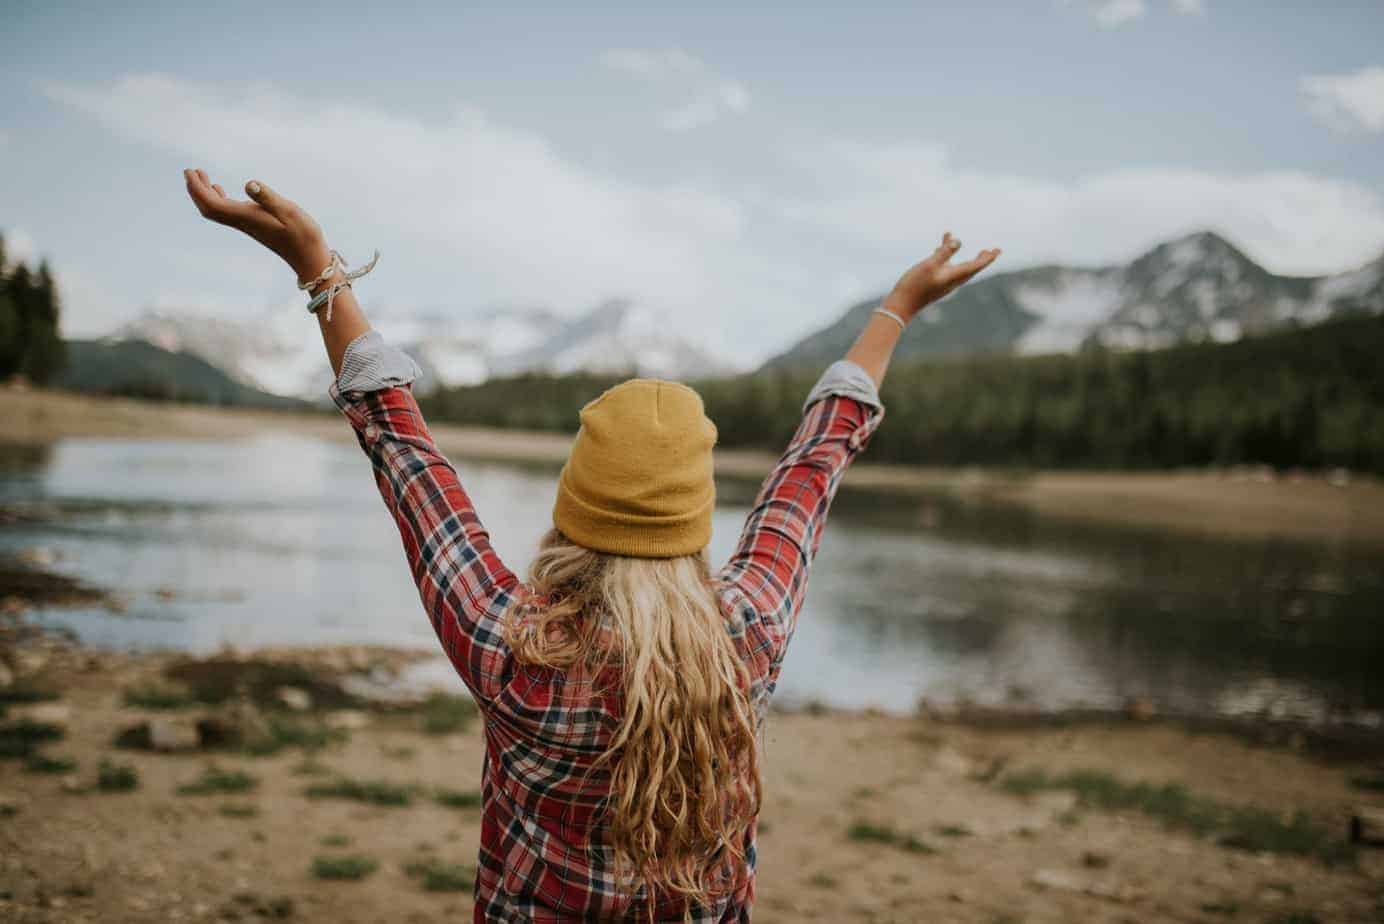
(2, 578, 1383, 924)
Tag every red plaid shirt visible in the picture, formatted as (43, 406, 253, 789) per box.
(332, 368, 883, 923)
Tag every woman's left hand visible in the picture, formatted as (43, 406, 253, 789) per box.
(182, 169, 332, 285)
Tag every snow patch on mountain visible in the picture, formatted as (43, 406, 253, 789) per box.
(1013, 272, 1123, 354)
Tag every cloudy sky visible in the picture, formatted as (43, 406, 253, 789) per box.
(3, 0, 1382, 365)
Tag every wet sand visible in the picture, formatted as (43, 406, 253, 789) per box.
(8, 384, 1384, 546)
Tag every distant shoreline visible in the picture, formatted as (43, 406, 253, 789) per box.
(7, 384, 1384, 546)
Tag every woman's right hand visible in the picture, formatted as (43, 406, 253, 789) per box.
(883, 232, 1000, 321)
(182, 169, 334, 288)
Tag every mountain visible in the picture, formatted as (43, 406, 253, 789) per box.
(58, 338, 306, 407)
(112, 300, 727, 400)
(762, 231, 1384, 370)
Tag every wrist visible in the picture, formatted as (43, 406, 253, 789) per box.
(881, 293, 920, 323)
(292, 242, 334, 287)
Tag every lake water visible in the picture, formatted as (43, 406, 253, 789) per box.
(2, 436, 1381, 726)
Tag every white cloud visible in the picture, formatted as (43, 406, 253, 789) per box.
(1301, 66, 1384, 134)
(781, 140, 1384, 277)
(599, 47, 750, 132)
(1085, 0, 1147, 29)
(41, 74, 761, 353)
(598, 48, 705, 79)
(1067, 0, 1205, 27)
(2, 227, 36, 267)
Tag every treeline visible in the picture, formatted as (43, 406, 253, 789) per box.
(420, 313, 1384, 474)
(0, 234, 66, 384)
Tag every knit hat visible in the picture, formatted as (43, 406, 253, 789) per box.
(553, 378, 718, 558)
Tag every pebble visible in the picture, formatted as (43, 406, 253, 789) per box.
(149, 717, 200, 752)
(276, 686, 313, 711)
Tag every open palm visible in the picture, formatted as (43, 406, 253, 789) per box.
(182, 169, 327, 281)
(887, 232, 1001, 318)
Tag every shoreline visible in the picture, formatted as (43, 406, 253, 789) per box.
(2, 598, 1382, 921)
(7, 384, 1384, 546)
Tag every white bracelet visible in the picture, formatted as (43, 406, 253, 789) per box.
(302, 249, 381, 323)
(298, 251, 344, 291)
(872, 306, 908, 332)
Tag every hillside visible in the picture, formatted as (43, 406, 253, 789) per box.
(114, 299, 728, 400)
(58, 339, 307, 408)
(423, 314, 1384, 474)
(763, 231, 1384, 370)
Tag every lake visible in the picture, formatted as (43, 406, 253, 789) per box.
(2, 435, 1381, 726)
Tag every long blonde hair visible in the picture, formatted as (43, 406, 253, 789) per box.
(503, 527, 761, 912)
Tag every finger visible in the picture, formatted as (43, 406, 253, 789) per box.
(939, 248, 1001, 285)
(185, 168, 267, 228)
(212, 184, 227, 197)
(244, 179, 296, 221)
(922, 232, 962, 269)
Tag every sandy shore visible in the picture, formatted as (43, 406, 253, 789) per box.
(7, 385, 1384, 546)
(1, 620, 1382, 923)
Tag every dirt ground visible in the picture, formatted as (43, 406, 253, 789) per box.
(8, 384, 1384, 547)
(1, 629, 1382, 924)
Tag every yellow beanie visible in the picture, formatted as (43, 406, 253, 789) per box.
(553, 378, 718, 558)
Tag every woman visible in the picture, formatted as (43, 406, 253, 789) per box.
(183, 169, 998, 922)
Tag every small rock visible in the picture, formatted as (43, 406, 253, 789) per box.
(1029, 868, 1084, 893)
(1082, 850, 1112, 869)
(1033, 790, 1078, 816)
(0, 792, 24, 815)
(149, 716, 200, 752)
(12, 702, 71, 727)
(932, 746, 974, 777)
(0, 661, 13, 689)
(1125, 697, 1157, 721)
(276, 686, 313, 712)
(326, 709, 370, 731)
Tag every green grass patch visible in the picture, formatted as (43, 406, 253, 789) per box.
(177, 766, 258, 796)
(164, 656, 360, 711)
(97, 758, 139, 792)
(419, 692, 477, 735)
(846, 821, 937, 854)
(23, 753, 77, 774)
(1200, 901, 1240, 915)
(219, 803, 259, 818)
(242, 718, 347, 757)
(997, 768, 1350, 865)
(0, 685, 60, 704)
(320, 834, 352, 847)
(0, 719, 65, 758)
(226, 893, 294, 919)
(433, 787, 482, 809)
(304, 777, 416, 807)
(123, 682, 196, 710)
(1348, 773, 1384, 793)
(311, 854, 379, 881)
(934, 824, 972, 838)
(403, 857, 475, 892)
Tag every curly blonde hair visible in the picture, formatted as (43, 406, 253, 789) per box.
(503, 527, 761, 914)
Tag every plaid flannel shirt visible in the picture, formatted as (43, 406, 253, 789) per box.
(330, 333, 885, 923)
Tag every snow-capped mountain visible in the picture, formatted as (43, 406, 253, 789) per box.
(113, 299, 728, 400)
(764, 231, 1384, 369)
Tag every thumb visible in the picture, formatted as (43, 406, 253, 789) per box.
(244, 179, 291, 219)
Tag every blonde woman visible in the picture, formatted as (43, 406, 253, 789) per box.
(183, 169, 999, 922)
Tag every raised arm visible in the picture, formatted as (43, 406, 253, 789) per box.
(719, 233, 999, 678)
(182, 170, 520, 705)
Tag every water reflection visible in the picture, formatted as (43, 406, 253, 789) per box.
(1, 437, 1380, 724)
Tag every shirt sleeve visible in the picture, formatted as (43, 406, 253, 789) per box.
(329, 330, 520, 707)
(717, 359, 885, 681)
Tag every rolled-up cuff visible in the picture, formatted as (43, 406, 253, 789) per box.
(801, 359, 883, 415)
(333, 329, 423, 396)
